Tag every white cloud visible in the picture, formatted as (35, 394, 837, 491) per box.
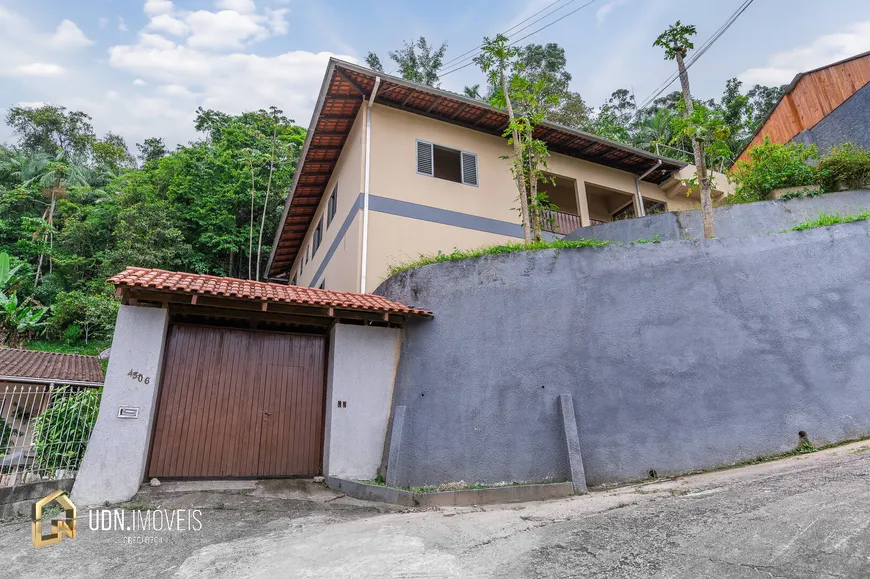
(144, 0, 174, 17)
(215, 0, 257, 13)
(739, 20, 870, 85)
(133, 78, 147, 85)
(137, 0, 289, 51)
(50, 20, 93, 48)
(596, 0, 629, 24)
(158, 84, 196, 98)
(12, 62, 66, 76)
(119, 17, 129, 32)
(185, 9, 271, 49)
(99, 17, 109, 29)
(148, 14, 190, 36)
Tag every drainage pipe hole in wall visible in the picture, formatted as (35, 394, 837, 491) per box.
(648, 469, 658, 479)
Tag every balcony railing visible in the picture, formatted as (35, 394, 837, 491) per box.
(541, 209, 584, 235)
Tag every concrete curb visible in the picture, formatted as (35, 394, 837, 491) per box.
(0, 479, 74, 520)
(328, 477, 574, 507)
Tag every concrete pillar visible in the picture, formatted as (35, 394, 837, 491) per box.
(323, 324, 401, 480)
(559, 394, 588, 494)
(576, 181, 591, 227)
(385, 405, 408, 488)
(72, 305, 169, 506)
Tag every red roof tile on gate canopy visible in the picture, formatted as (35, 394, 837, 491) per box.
(108, 267, 432, 317)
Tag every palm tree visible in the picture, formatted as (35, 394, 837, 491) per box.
(21, 151, 93, 284)
(635, 108, 675, 154)
(463, 84, 482, 100)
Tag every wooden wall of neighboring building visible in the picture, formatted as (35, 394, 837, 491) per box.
(737, 53, 870, 163)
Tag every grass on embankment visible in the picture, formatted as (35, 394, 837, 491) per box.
(23, 339, 111, 357)
(386, 238, 610, 277)
(789, 210, 870, 231)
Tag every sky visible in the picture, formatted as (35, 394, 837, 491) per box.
(2, 0, 870, 149)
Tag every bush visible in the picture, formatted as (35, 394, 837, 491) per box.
(818, 143, 870, 192)
(729, 138, 819, 204)
(0, 417, 19, 456)
(46, 289, 119, 343)
(32, 387, 101, 472)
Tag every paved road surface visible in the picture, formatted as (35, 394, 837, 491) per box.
(4, 441, 870, 578)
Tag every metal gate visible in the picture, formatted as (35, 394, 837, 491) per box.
(0, 384, 101, 487)
(148, 325, 327, 478)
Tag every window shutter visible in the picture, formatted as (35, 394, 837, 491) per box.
(416, 140, 434, 176)
(461, 151, 478, 186)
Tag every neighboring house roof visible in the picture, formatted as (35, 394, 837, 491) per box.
(109, 267, 432, 318)
(736, 50, 870, 163)
(266, 58, 687, 278)
(0, 348, 104, 386)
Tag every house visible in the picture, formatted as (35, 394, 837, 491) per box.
(0, 348, 103, 485)
(264, 59, 733, 293)
(737, 51, 870, 163)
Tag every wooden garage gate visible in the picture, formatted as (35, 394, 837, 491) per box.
(148, 325, 327, 478)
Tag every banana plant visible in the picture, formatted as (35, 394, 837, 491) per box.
(0, 291, 47, 348)
(0, 252, 23, 292)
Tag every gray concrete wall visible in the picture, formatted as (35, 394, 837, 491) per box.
(568, 189, 870, 243)
(791, 82, 870, 155)
(323, 324, 401, 481)
(377, 221, 870, 487)
(72, 305, 169, 506)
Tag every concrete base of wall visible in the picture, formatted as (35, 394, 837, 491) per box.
(328, 477, 574, 507)
(0, 479, 73, 520)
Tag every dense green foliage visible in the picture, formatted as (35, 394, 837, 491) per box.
(729, 138, 820, 203)
(818, 144, 870, 192)
(32, 386, 101, 471)
(0, 104, 305, 350)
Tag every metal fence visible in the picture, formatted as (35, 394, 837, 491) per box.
(0, 384, 101, 488)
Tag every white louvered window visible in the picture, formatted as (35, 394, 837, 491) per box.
(416, 140, 434, 176)
(416, 139, 478, 187)
(460, 151, 478, 186)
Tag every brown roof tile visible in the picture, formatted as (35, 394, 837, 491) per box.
(0, 348, 104, 385)
(109, 267, 432, 317)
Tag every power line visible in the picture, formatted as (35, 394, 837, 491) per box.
(438, 0, 601, 79)
(633, 0, 755, 115)
(438, 0, 574, 70)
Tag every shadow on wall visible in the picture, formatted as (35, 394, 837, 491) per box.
(376, 220, 870, 487)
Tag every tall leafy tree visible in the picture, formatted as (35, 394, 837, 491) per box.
(5, 105, 95, 158)
(654, 21, 717, 238)
(366, 37, 448, 86)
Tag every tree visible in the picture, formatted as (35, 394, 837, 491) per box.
(5, 105, 94, 158)
(476, 35, 531, 242)
(92, 132, 135, 177)
(136, 137, 168, 164)
(463, 84, 482, 99)
(365, 52, 384, 73)
(654, 21, 716, 238)
(476, 35, 564, 242)
(21, 150, 94, 284)
(747, 84, 785, 129)
(367, 37, 448, 86)
(547, 92, 593, 130)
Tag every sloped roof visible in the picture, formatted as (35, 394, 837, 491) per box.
(736, 50, 870, 163)
(109, 267, 432, 317)
(266, 59, 686, 278)
(0, 348, 104, 385)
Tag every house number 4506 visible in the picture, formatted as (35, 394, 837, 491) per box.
(127, 370, 151, 384)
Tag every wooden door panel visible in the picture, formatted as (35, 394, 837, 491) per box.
(149, 326, 326, 478)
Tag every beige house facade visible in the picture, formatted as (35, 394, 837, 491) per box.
(266, 60, 732, 293)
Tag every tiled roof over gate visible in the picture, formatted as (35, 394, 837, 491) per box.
(0, 348, 104, 385)
(109, 267, 432, 317)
